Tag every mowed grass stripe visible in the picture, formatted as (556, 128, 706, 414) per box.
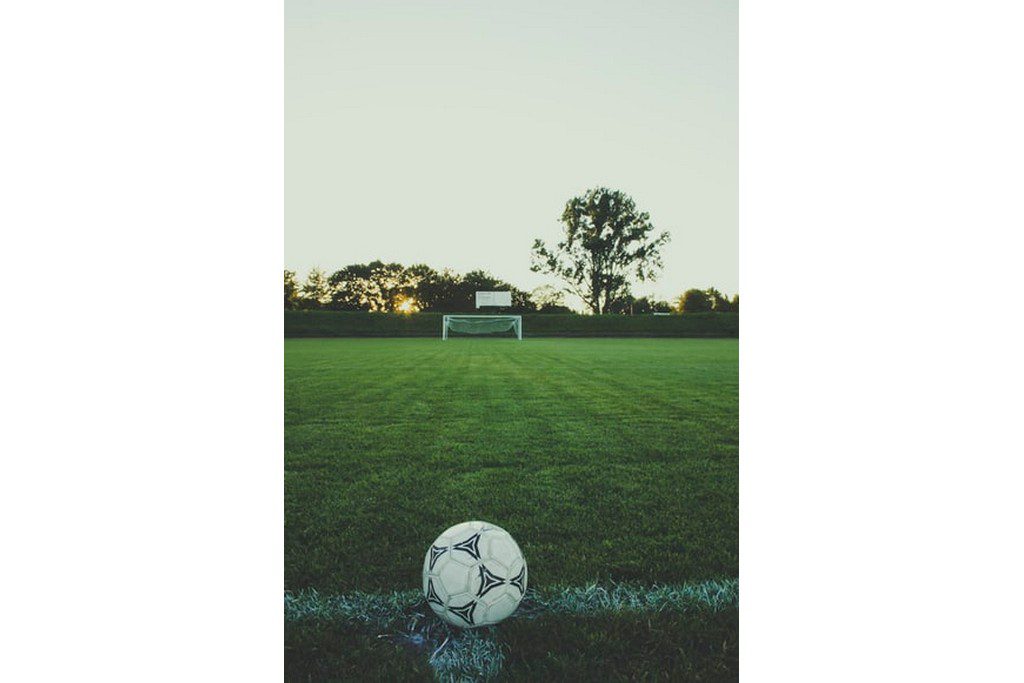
(285, 338, 737, 593)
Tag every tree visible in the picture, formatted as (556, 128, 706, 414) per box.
(604, 294, 671, 315)
(531, 187, 670, 314)
(366, 261, 414, 312)
(300, 267, 332, 309)
(284, 270, 299, 309)
(410, 266, 463, 312)
(675, 288, 737, 314)
(631, 296, 652, 314)
(531, 285, 572, 313)
(328, 261, 417, 312)
(677, 288, 712, 313)
(509, 288, 536, 312)
(328, 263, 373, 310)
(651, 299, 673, 313)
(295, 261, 545, 313)
(605, 292, 637, 315)
(705, 287, 732, 312)
(619, 296, 670, 315)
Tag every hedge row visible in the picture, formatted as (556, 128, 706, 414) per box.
(284, 310, 738, 338)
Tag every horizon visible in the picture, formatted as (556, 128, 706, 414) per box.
(286, 259, 737, 311)
(286, 0, 737, 309)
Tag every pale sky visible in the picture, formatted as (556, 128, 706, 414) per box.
(286, 0, 736, 307)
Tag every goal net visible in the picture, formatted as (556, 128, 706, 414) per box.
(442, 315, 522, 340)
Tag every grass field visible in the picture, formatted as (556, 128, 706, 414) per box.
(285, 338, 738, 680)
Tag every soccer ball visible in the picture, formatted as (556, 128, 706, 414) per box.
(422, 520, 527, 628)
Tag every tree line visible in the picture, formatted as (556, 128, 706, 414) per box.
(285, 187, 736, 315)
(284, 265, 735, 315)
(284, 263, 554, 313)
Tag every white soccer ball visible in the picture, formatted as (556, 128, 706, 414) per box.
(422, 520, 527, 628)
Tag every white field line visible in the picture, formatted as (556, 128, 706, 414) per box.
(285, 578, 738, 682)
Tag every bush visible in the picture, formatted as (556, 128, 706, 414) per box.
(284, 311, 738, 338)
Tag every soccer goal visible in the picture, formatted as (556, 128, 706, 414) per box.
(442, 315, 522, 340)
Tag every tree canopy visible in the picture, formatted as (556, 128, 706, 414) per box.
(284, 270, 299, 310)
(327, 261, 413, 312)
(290, 263, 534, 313)
(287, 266, 734, 316)
(531, 187, 671, 314)
(299, 267, 332, 308)
(676, 288, 737, 314)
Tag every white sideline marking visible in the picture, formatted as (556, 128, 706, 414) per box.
(285, 579, 738, 681)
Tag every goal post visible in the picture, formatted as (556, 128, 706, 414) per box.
(442, 315, 522, 340)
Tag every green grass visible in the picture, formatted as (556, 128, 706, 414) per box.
(285, 338, 738, 679)
(285, 583, 739, 681)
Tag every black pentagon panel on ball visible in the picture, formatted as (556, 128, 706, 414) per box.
(509, 565, 526, 594)
(451, 532, 482, 560)
(447, 600, 477, 626)
(428, 545, 448, 570)
(476, 564, 506, 597)
(425, 578, 444, 607)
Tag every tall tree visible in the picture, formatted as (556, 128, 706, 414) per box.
(531, 187, 670, 314)
(300, 267, 332, 309)
(284, 270, 299, 309)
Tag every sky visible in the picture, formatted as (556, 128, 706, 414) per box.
(285, 0, 736, 308)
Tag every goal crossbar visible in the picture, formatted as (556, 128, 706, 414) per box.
(442, 315, 522, 340)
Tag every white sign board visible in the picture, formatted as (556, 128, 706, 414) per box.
(475, 291, 512, 308)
